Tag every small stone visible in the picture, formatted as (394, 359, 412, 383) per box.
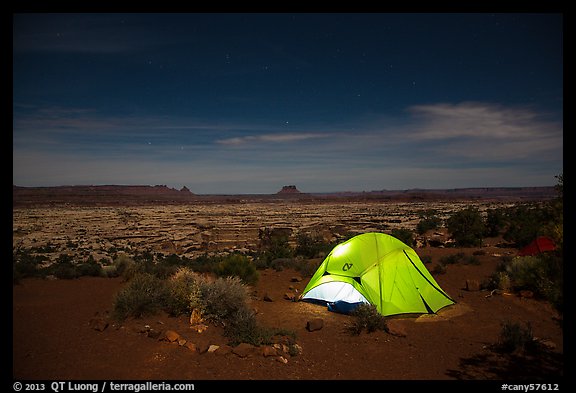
(306, 318, 324, 332)
(465, 279, 481, 291)
(163, 330, 180, 342)
(261, 346, 278, 357)
(207, 344, 220, 353)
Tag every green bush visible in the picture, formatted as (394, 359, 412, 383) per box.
(432, 263, 447, 275)
(347, 303, 388, 335)
(439, 252, 465, 265)
(485, 207, 507, 237)
(496, 321, 538, 354)
(502, 204, 553, 248)
(446, 207, 485, 247)
(112, 273, 169, 321)
(420, 255, 432, 264)
(390, 228, 414, 247)
(48, 255, 80, 279)
(294, 232, 334, 258)
(13, 247, 47, 282)
(416, 215, 442, 235)
(215, 253, 259, 285)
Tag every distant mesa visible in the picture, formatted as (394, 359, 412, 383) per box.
(277, 185, 302, 194)
(180, 186, 192, 193)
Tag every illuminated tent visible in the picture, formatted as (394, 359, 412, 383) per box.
(300, 232, 455, 316)
(518, 236, 556, 256)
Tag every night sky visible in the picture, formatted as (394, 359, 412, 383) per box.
(13, 13, 563, 194)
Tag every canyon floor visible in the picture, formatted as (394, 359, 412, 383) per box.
(12, 199, 564, 383)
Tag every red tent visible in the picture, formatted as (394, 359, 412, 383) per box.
(518, 236, 556, 256)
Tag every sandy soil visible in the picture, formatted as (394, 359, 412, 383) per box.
(12, 243, 563, 382)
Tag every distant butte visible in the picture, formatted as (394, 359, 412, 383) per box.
(277, 185, 302, 194)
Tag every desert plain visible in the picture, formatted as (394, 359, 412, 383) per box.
(12, 189, 564, 382)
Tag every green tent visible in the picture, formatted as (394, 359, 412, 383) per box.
(300, 232, 455, 316)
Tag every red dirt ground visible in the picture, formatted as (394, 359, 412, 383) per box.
(13, 243, 563, 382)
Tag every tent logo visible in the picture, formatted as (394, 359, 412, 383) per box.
(342, 263, 353, 271)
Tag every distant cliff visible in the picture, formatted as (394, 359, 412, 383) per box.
(276, 185, 302, 194)
(13, 184, 196, 207)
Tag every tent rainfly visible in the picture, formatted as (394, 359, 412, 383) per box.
(299, 232, 455, 316)
(518, 236, 556, 256)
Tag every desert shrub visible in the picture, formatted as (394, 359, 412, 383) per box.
(223, 307, 297, 347)
(496, 321, 538, 354)
(109, 254, 138, 280)
(188, 253, 223, 274)
(420, 255, 432, 264)
(48, 254, 80, 279)
(390, 228, 414, 247)
(446, 207, 485, 247)
(215, 253, 259, 285)
(416, 215, 443, 235)
(432, 263, 447, 275)
(347, 303, 388, 335)
(485, 207, 507, 237)
(164, 267, 204, 317)
(439, 252, 480, 266)
(223, 307, 261, 345)
(439, 252, 465, 265)
(112, 273, 169, 321)
(256, 233, 293, 267)
(293, 257, 322, 277)
(483, 271, 512, 292)
(483, 253, 562, 312)
(76, 260, 104, 277)
(199, 276, 251, 325)
(294, 232, 333, 258)
(13, 247, 48, 282)
(463, 255, 480, 265)
(502, 203, 556, 248)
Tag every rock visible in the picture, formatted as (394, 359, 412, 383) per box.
(185, 341, 197, 352)
(538, 338, 556, 350)
(191, 324, 208, 333)
(261, 345, 278, 357)
(386, 320, 407, 337)
(465, 279, 481, 291)
(145, 329, 160, 339)
(283, 292, 296, 301)
(306, 318, 324, 332)
(232, 342, 256, 358)
(162, 330, 181, 342)
(178, 338, 187, 346)
(88, 314, 109, 332)
(207, 344, 220, 353)
(276, 356, 288, 364)
(215, 345, 233, 356)
(263, 293, 274, 302)
(519, 290, 534, 298)
(290, 276, 302, 282)
(291, 343, 303, 356)
(197, 342, 210, 354)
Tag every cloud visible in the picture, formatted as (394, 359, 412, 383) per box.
(216, 133, 329, 146)
(401, 102, 563, 161)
